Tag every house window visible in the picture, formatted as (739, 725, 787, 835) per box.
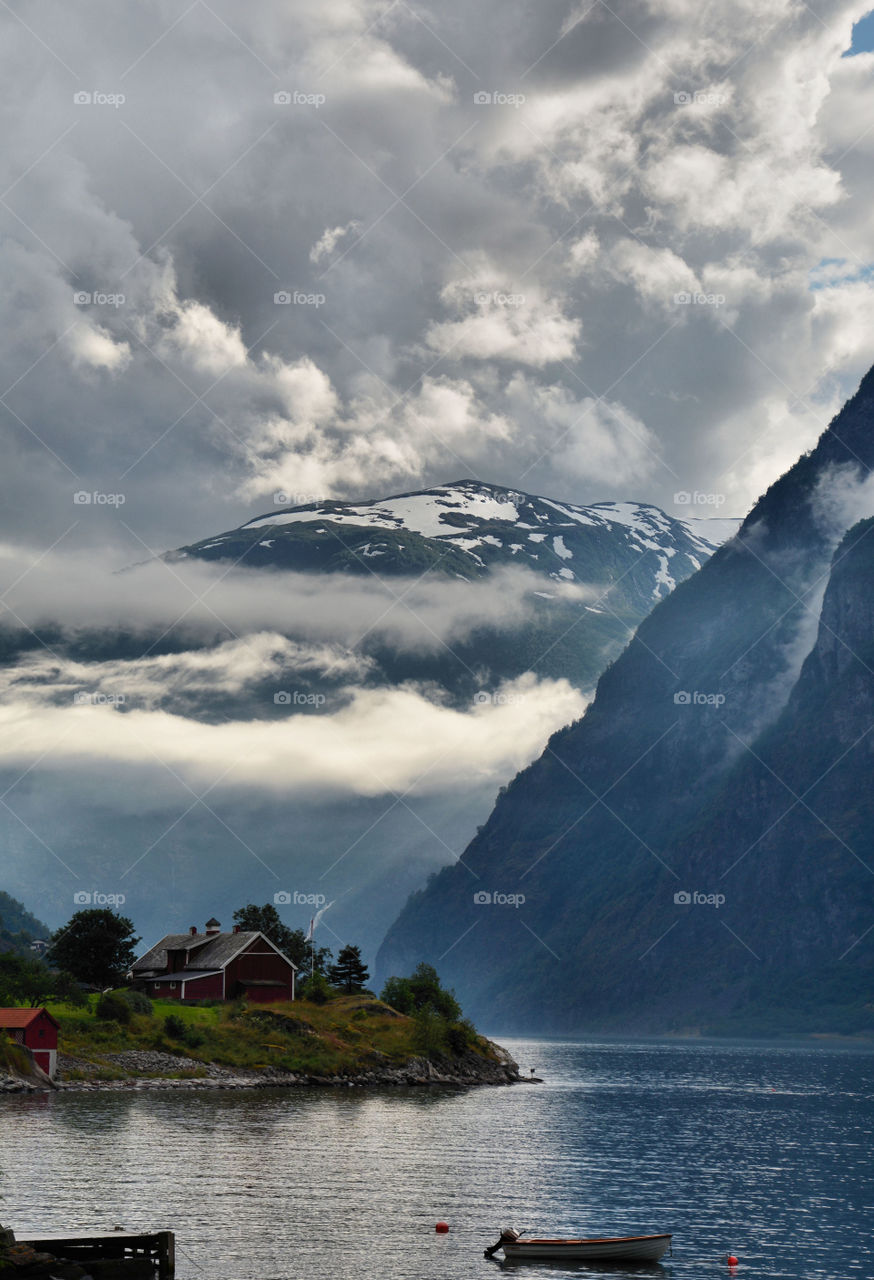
(169, 982, 177, 990)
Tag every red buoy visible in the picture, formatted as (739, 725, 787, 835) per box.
(435, 1221, 449, 1233)
(727, 1255, 739, 1266)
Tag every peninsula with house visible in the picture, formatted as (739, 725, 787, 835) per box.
(1, 912, 522, 1092)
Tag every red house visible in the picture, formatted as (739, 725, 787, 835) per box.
(0, 1007, 59, 1079)
(132, 918, 296, 1003)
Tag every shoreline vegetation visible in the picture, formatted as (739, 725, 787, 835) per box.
(0, 992, 524, 1093)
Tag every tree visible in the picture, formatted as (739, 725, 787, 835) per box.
(328, 944, 370, 994)
(234, 903, 332, 976)
(381, 963, 461, 1021)
(0, 952, 86, 1007)
(0, 953, 52, 1006)
(49, 909, 140, 988)
(233, 904, 307, 966)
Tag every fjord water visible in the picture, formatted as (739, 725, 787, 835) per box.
(1, 1039, 872, 1280)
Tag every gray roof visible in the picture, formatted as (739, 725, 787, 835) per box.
(133, 930, 297, 975)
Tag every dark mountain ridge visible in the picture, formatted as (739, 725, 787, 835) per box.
(376, 369, 874, 1034)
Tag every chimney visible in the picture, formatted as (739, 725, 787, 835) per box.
(233, 925, 241, 934)
(190, 926, 198, 936)
(205, 917, 221, 935)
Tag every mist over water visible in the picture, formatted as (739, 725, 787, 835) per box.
(2, 1038, 872, 1280)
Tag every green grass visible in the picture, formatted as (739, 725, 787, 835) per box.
(44, 993, 499, 1080)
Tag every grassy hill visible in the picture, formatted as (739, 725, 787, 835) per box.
(46, 992, 513, 1084)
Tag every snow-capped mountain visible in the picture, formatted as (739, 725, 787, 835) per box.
(179, 480, 739, 615)
(0, 480, 739, 972)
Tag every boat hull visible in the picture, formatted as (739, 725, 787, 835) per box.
(502, 1234, 672, 1262)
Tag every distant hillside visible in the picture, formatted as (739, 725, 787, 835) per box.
(0, 890, 50, 956)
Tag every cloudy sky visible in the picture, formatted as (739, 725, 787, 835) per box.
(2, 0, 874, 558)
(3, 0, 874, 940)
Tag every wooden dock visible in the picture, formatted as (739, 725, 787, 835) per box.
(20, 1229, 174, 1278)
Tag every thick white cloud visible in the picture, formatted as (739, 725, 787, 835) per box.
(0, 0, 873, 558)
(0, 674, 587, 800)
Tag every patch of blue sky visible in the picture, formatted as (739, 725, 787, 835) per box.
(809, 259, 874, 290)
(844, 11, 874, 55)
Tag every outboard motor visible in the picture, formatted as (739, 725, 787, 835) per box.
(484, 1228, 522, 1258)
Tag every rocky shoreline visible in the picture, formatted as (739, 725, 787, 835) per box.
(2, 1043, 527, 1094)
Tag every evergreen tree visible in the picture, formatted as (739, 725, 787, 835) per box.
(328, 944, 369, 994)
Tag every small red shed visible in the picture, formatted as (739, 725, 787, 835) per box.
(0, 1007, 59, 1079)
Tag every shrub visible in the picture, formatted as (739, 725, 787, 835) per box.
(412, 1007, 447, 1058)
(446, 1018, 477, 1054)
(120, 989, 152, 1016)
(299, 972, 332, 1005)
(95, 993, 131, 1024)
(163, 1013, 186, 1039)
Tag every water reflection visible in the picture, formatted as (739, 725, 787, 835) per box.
(0, 1039, 871, 1280)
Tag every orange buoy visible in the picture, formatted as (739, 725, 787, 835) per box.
(435, 1221, 449, 1233)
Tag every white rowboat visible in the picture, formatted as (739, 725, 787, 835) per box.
(487, 1229, 672, 1262)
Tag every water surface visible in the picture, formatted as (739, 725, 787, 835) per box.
(1, 1037, 872, 1279)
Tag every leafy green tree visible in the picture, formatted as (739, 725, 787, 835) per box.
(328, 944, 370, 994)
(381, 963, 460, 1021)
(49, 909, 140, 988)
(233, 904, 307, 966)
(0, 952, 85, 1007)
(412, 1006, 448, 1057)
